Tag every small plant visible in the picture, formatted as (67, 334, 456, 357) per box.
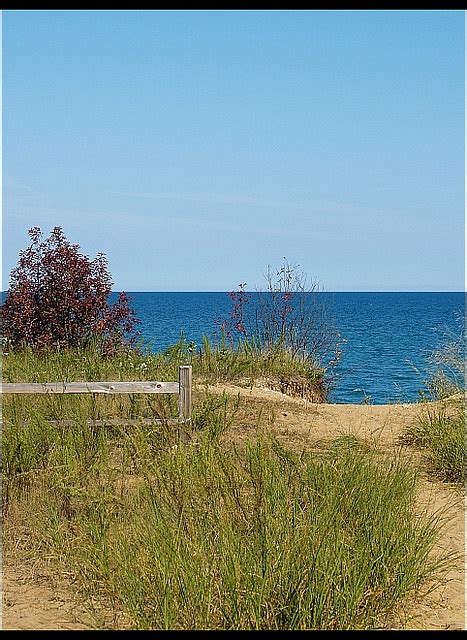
(225, 282, 250, 340)
(422, 317, 465, 400)
(1, 226, 140, 353)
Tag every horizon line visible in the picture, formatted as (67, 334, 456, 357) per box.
(109, 290, 466, 294)
(2, 289, 465, 295)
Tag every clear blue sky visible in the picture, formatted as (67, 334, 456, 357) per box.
(2, 10, 465, 291)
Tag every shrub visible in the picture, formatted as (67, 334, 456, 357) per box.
(1, 226, 139, 353)
(422, 316, 465, 400)
(218, 260, 343, 388)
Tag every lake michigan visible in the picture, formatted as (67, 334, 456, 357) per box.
(113, 291, 465, 405)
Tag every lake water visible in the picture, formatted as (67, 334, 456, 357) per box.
(114, 291, 464, 404)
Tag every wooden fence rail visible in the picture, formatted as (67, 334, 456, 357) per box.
(2, 365, 192, 425)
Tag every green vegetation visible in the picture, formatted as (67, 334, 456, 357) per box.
(403, 331, 465, 485)
(3, 347, 454, 630)
(401, 397, 464, 484)
(3, 335, 327, 401)
(422, 319, 464, 401)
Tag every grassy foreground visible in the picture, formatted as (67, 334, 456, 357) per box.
(2, 345, 456, 630)
(3, 419, 451, 630)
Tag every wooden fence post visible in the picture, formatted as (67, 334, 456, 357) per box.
(178, 365, 192, 423)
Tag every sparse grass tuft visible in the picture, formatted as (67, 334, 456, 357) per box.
(404, 330, 465, 485)
(401, 397, 465, 484)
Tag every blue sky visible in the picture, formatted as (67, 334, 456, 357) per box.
(2, 10, 465, 291)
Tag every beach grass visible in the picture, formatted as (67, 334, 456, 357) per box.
(401, 395, 465, 484)
(3, 336, 327, 400)
(401, 332, 465, 485)
(2, 350, 455, 630)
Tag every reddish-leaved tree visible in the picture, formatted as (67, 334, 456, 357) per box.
(1, 226, 139, 352)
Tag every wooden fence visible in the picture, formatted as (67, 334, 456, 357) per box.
(2, 365, 192, 426)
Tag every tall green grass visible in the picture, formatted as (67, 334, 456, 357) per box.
(401, 397, 465, 484)
(422, 319, 465, 401)
(2, 345, 457, 629)
(3, 396, 452, 630)
(404, 331, 465, 484)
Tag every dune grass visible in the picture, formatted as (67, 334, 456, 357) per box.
(401, 396, 465, 484)
(402, 332, 465, 485)
(2, 368, 454, 630)
(3, 335, 326, 399)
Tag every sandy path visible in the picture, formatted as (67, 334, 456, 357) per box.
(206, 382, 431, 447)
(401, 482, 465, 630)
(2, 563, 94, 630)
(2, 384, 464, 630)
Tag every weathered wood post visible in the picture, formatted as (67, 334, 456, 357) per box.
(178, 365, 192, 423)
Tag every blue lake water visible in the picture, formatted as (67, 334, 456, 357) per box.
(114, 291, 464, 405)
